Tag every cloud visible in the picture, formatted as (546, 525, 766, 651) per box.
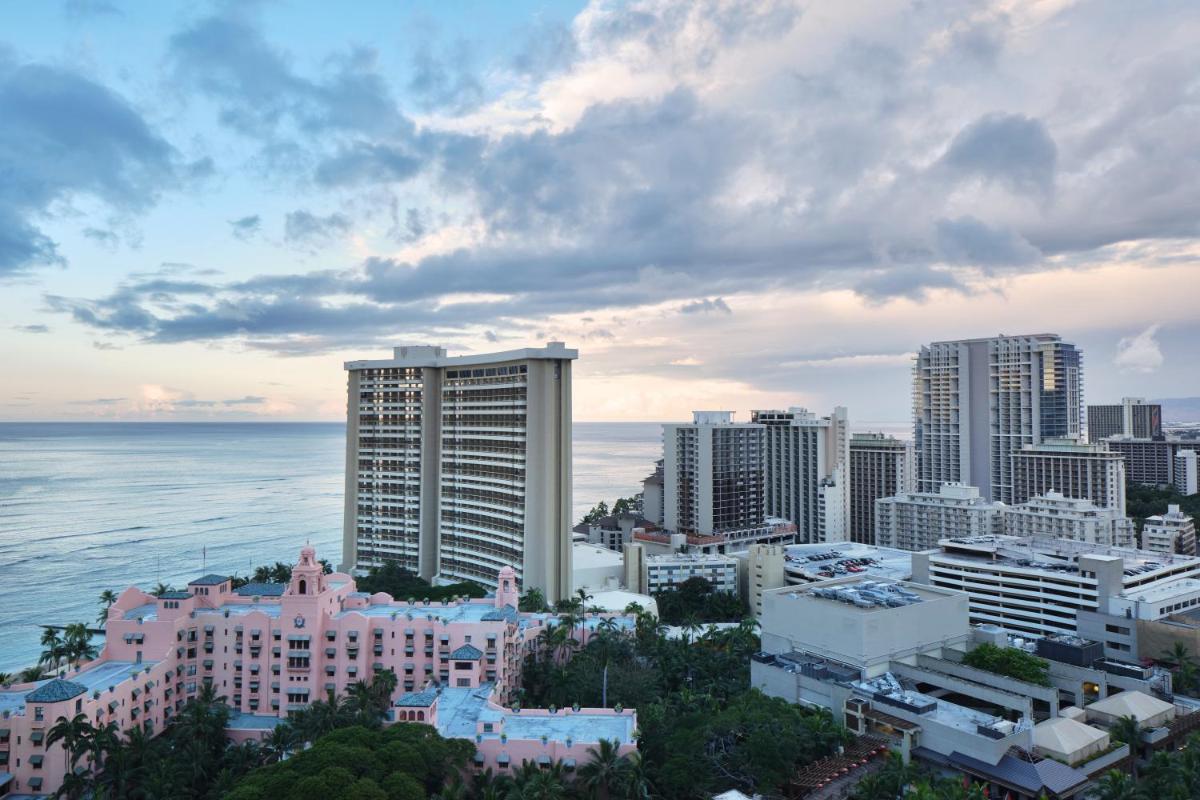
(0, 58, 190, 275)
(168, 13, 402, 138)
(680, 298, 732, 315)
(92, 341, 121, 350)
(779, 353, 916, 369)
(1114, 325, 1164, 373)
(283, 210, 351, 247)
(13, 324, 49, 334)
(68, 397, 125, 405)
(223, 395, 265, 405)
(669, 356, 702, 366)
(407, 40, 484, 114)
(940, 113, 1057, 196)
(40, 0, 1200, 359)
(229, 215, 261, 240)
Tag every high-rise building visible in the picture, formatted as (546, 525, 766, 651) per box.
(848, 432, 914, 544)
(1010, 438, 1126, 516)
(343, 342, 576, 601)
(913, 334, 1083, 503)
(663, 411, 765, 537)
(1142, 505, 1197, 556)
(641, 459, 664, 526)
(1103, 437, 1175, 486)
(1087, 397, 1162, 442)
(1003, 491, 1136, 548)
(751, 407, 850, 543)
(1174, 449, 1198, 496)
(874, 483, 1005, 551)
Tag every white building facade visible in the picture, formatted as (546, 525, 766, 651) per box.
(1003, 492, 1136, 548)
(343, 343, 576, 601)
(913, 334, 1083, 503)
(752, 407, 850, 544)
(1142, 506, 1198, 556)
(643, 553, 739, 595)
(1175, 450, 1199, 496)
(874, 483, 1006, 552)
(1010, 438, 1127, 516)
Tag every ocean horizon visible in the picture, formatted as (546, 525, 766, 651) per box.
(0, 418, 907, 672)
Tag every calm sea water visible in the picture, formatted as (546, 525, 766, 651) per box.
(0, 419, 905, 672)
(0, 421, 663, 672)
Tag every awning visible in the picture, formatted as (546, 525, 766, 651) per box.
(563, 758, 576, 770)
(30, 731, 44, 743)
(325, 666, 336, 675)
(325, 648, 337, 657)
(204, 625, 215, 633)
(202, 659, 213, 668)
(537, 755, 550, 766)
(497, 753, 510, 765)
(373, 628, 384, 635)
(108, 701, 119, 711)
(473, 752, 485, 764)
(28, 777, 43, 789)
(29, 755, 44, 767)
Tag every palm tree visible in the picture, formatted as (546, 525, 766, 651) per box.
(47, 713, 97, 768)
(151, 582, 171, 597)
(20, 664, 47, 683)
(1111, 715, 1144, 778)
(264, 724, 299, 762)
(40, 627, 64, 670)
(578, 739, 631, 800)
(1093, 769, 1146, 800)
(252, 565, 272, 583)
(97, 589, 119, 626)
(0, 672, 11, 687)
(55, 766, 92, 800)
(62, 622, 97, 668)
(370, 668, 399, 712)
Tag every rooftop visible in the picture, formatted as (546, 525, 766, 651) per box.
(25, 678, 87, 703)
(854, 673, 1014, 736)
(784, 542, 914, 582)
(346, 342, 577, 370)
(227, 713, 286, 731)
(935, 535, 1200, 577)
(781, 578, 937, 612)
(233, 583, 288, 597)
(434, 685, 636, 744)
(189, 574, 230, 586)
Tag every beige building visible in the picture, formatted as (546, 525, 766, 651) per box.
(1142, 505, 1197, 556)
(1003, 491, 1136, 548)
(848, 433, 914, 545)
(342, 342, 576, 602)
(1010, 438, 1126, 516)
(874, 483, 1005, 552)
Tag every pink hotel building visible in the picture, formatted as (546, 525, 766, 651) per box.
(0, 547, 636, 797)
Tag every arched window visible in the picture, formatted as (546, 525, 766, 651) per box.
(418, 711, 425, 721)
(298, 579, 307, 595)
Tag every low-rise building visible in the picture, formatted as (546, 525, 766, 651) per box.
(641, 552, 739, 596)
(1003, 491, 1136, 548)
(572, 513, 658, 552)
(874, 483, 1005, 552)
(1142, 505, 1198, 556)
(913, 535, 1200, 643)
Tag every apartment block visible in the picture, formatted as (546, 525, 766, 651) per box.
(1087, 397, 1162, 442)
(1176, 449, 1199, 496)
(1003, 492, 1136, 548)
(641, 552, 739, 596)
(1010, 438, 1126, 516)
(751, 407, 850, 544)
(1142, 506, 1198, 556)
(343, 343, 575, 601)
(913, 334, 1083, 503)
(1104, 437, 1175, 486)
(848, 433, 914, 545)
(663, 411, 765, 538)
(874, 483, 1005, 552)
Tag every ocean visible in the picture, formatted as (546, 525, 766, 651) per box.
(0, 421, 661, 672)
(0, 419, 905, 672)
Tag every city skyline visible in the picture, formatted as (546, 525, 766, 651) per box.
(2, 1, 1200, 423)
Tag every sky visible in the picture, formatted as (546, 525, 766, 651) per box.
(1, 0, 1198, 423)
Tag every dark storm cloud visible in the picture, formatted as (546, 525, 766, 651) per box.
(0, 58, 192, 275)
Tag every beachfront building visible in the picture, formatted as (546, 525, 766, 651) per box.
(0, 547, 634, 796)
(343, 342, 576, 602)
